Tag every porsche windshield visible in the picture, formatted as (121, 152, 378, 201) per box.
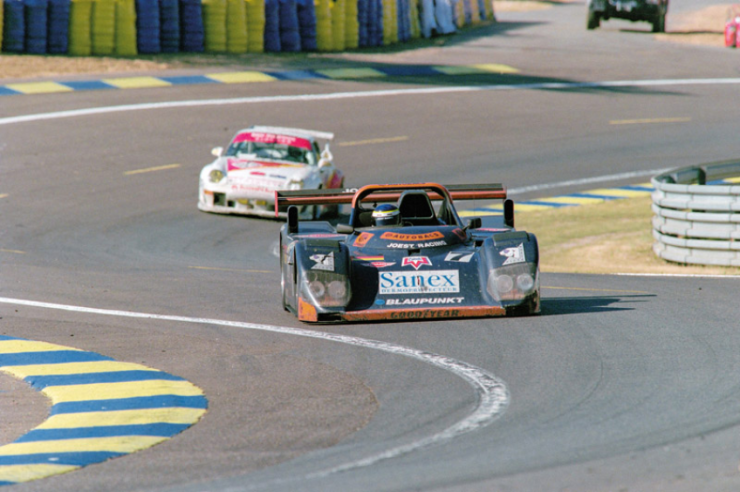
(226, 141, 316, 165)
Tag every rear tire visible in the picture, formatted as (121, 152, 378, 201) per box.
(587, 10, 600, 29)
(651, 10, 666, 32)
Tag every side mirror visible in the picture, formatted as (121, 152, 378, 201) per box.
(465, 217, 482, 230)
(287, 206, 299, 234)
(336, 223, 354, 234)
(211, 146, 223, 157)
(320, 144, 333, 163)
(504, 199, 515, 228)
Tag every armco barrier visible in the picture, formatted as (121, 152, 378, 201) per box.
(652, 160, 740, 266)
(0, 0, 492, 55)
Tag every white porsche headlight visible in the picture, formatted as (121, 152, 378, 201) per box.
(287, 179, 304, 190)
(209, 169, 224, 183)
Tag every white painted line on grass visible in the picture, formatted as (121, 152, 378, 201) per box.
(0, 296, 509, 477)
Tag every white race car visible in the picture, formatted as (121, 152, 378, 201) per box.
(198, 126, 344, 218)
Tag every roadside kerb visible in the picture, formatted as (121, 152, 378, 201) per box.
(652, 160, 740, 266)
(0, 336, 207, 486)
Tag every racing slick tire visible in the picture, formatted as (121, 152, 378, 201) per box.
(587, 9, 600, 29)
(651, 10, 666, 32)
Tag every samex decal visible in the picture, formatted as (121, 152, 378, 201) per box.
(379, 270, 460, 294)
(401, 256, 432, 270)
(380, 231, 444, 242)
(354, 232, 374, 247)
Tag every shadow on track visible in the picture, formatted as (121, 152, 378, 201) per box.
(541, 294, 656, 315)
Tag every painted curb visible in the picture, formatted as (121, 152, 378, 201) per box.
(0, 336, 207, 486)
(0, 63, 519, 97)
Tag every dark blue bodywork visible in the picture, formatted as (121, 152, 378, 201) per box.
(278, 183, 540, 323)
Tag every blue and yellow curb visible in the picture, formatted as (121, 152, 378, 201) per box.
(0, 336, 207, 486)
(0, 63, 519, 97)
(459, 177, 740, 217)
(459, 183, 656, 217)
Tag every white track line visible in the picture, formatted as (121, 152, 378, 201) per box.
(2, 77, 740, 127)
(506, 168, 668, 196)
(0, 296, 509, 477)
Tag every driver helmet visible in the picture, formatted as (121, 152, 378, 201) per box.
(372, 203, 401, 227)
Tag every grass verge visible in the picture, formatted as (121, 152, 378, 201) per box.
(515, 197, 740, 275)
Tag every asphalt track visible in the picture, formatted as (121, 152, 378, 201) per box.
(2, 0, 740, 490)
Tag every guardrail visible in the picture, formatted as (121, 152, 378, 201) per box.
(652, 160, 740, 266)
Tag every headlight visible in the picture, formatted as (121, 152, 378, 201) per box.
(487, 263, 538, 301)
(303, 271, 351, 307)
(209, 169, 224, 183)
(327, 280, 347, 299)
(308, 280, 326, 298)
(288, 179, 304, 190)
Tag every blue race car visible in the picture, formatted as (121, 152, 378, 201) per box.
(276, 182, 540, 323)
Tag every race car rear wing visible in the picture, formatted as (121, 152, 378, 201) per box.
(274, 183, 507, 215)
(248, 126, 334, 141)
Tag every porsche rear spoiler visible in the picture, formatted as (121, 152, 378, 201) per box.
(249, 126, 334, 141)
(274, 183, 507, 216)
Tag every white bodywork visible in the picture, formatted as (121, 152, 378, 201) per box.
(198, 126, 342, 218)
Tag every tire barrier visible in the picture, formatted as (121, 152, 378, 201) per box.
(91, 0, 115, 55)
(160, 0, 181, 52)
(135, 0, 160, 53)
(0, 0, 492, 55)
(2, 0, 24, 52)
(115, 0, 137, 55)
(25, 0, 48, 54)
(652, 160, 740, 267)
(226, 0, 247, 52)
(180, 0, 204, 51)
(67, 0, 91, 55)
(48, 0, 70, 53)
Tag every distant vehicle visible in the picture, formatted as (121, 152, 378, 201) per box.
(725, 5, 740, 48)
(198, 126, 343, 219)
(276, 182, 540, 323)
(586, 0, 668, 33)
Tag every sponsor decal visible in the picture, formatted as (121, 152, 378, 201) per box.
(381, 231, 444, 242)
(385, 297, 464, 306)
(375, 299, 386, 306)
(353, 254, 395, 268)
(299, 233, 344, 238)
(389, 309, 461, 320)
(445, 251, 475, 263)
(371, 262, 396, 268)
(401, 256, 432, 270)
(387, 240, 447, 249)
(354, 232, 374, 247)
(310, 252, 335, 271)
(234, 132, 312, 150)
(500, 243, 526, 265)
(227, 160, 301, 172)
(230, 183, 277, 194)
(379, 270, 460, 294)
